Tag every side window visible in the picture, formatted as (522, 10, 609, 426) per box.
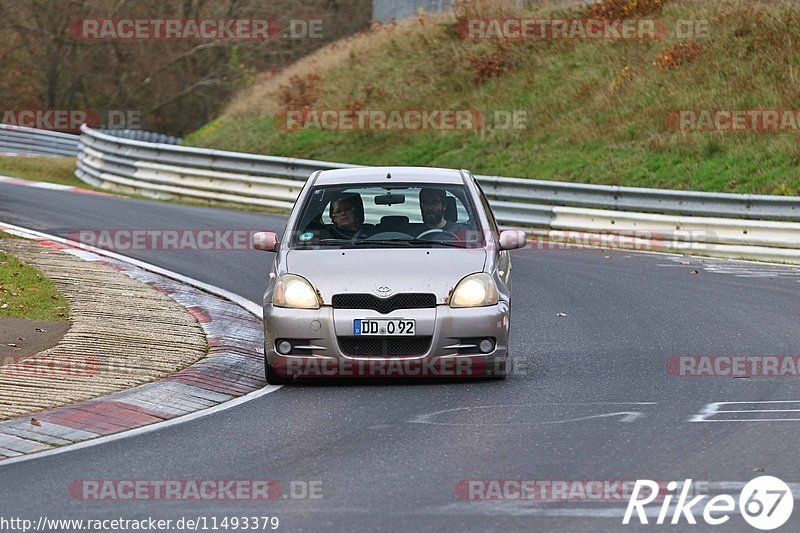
(452, 194, 470, 223)
(475, 180, 500, 238)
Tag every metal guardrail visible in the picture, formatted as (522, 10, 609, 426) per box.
(0, 124, 80, 156)
(75, 125, 359, 210)
(75, 125, 800, 220)
(6, 124, 800, 263)
(97, 129, 182, 145)
(479, 175, 800, 222)
(72, 124, 800, 263)
(0, 125, 181, 156)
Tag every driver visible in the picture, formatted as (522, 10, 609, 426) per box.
(419, 187, 457, 234)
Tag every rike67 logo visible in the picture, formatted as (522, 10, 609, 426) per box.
(623, 477, 793, 530)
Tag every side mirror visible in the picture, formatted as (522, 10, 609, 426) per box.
(252, 231, 280, 252)
(499, 230, 527, 251)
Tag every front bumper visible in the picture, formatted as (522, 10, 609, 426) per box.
(263, 301, 510, 378)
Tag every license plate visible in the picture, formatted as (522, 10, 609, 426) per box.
(353, 319, 415, 336)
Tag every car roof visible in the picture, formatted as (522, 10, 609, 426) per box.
(312, 166, 467, 186)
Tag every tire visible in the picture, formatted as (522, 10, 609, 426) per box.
(265, 357, 292, 385)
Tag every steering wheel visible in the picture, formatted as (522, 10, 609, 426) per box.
(417, 228, 459, 240)
(328, 225, 364, 241)
(352, 227, 370, 240)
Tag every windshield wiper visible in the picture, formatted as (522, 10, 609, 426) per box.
(309, 238, 474, 248)
(348, 238, 473, 248)
(399, 238, 470, 248)
(346, 239, 413, 247)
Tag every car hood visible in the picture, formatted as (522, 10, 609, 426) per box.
(285, 248, 487, 304)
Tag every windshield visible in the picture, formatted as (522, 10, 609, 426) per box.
(289, 183, 486, 249)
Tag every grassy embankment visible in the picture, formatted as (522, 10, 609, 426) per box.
(0, 156, 85, 188)
(185, 0, 800, 195)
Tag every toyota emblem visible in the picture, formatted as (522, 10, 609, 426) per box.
(376, 286, 392, 296)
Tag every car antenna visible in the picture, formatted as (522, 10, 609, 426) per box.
(386, 172, 391, 179)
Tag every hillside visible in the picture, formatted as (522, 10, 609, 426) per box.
(184, 0, 800, 195)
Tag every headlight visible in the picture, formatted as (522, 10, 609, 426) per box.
(450, 273, 499, 308)
(272, 274, 320, 309)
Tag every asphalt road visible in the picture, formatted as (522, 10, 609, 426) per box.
(2, 181, 800, 532)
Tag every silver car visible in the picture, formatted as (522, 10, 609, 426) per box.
(253, 166, 526, 384)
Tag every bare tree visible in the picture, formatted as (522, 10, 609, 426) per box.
(0, 0, 371, 134)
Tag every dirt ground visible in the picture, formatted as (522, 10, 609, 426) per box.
(0, 317, 70, 362)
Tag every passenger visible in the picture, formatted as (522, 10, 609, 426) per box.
(327, 193, 366, 239)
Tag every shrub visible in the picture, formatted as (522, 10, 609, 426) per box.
(467, 43, 511, 84)
(277, 73, 324, 109)
(586, 0, 668, 19)
(653, 40, 702, 70)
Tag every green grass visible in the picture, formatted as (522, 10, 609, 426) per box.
(184, 0, 800, 195)
(0, 239, 70, 321)
(0, 156, 89, 188)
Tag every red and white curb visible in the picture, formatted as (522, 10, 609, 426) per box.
(0, 174, 115, 196)
(0, 223, 275, 463)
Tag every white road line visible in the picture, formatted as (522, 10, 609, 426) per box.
(696, 419, 800, 422)
(690, 401, 800, 423)
(706, 400, 800, 404)
(409, 403, 657, 426)
(0, 384, 281, 467)
(663, 255, 800, 280)
(717, 409, 800, 413)
(0, 221, 280, 468)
